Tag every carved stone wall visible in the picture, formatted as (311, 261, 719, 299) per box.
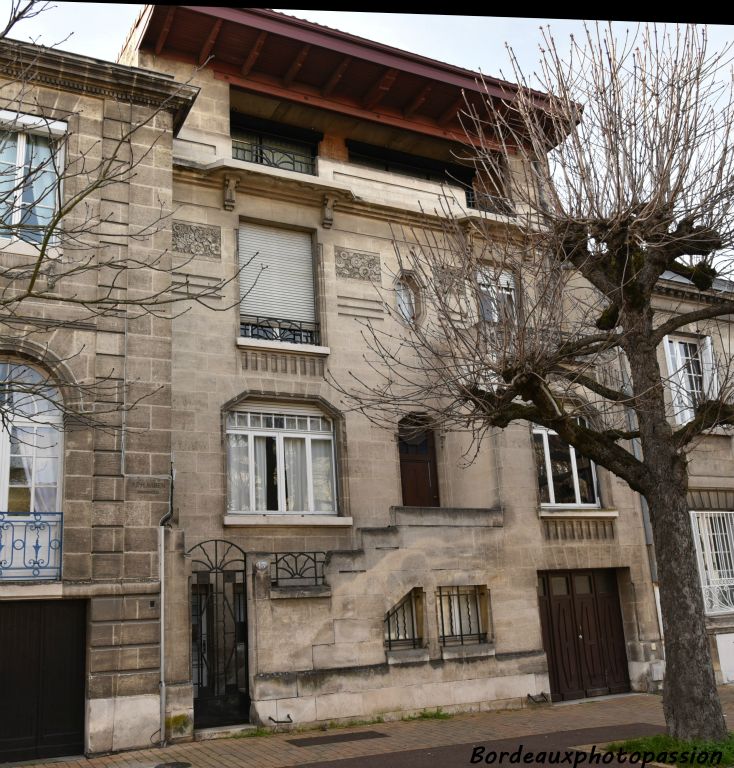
(334, 247, 381, 282)
(172, 221, 221, 259)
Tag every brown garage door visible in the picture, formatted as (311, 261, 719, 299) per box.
(538, 570, 630, 701)
(0, 599, 86, 762)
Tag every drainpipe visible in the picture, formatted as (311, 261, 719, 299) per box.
(158, 461, 174, 748)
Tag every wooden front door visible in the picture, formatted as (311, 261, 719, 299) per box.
(398, 418, 440, 507)
(0, 600, 86, 762)
(538, 570, 629, 701)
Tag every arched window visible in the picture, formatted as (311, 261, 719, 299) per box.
(0, 363, 63, 515)
(396, 273, 420, 324)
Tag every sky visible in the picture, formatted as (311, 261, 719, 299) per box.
(2, 4, 732, 84)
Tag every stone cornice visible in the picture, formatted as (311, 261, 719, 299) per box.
(0, 38, 199, 133)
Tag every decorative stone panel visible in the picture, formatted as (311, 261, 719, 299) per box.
(172, 221, 221, 259)
(334, 247, 381, 282)
(542, 518, 615, 540)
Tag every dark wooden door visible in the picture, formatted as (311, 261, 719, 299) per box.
(538, 570, 629, 702)
(0, 600, 86, 762)
(399, 419, 440, 507)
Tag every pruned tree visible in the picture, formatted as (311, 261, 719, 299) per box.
(337, 24, 734, 740)
(0, 2, 236, 431)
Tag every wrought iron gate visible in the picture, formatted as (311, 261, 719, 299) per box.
(188, 539, 249, 728)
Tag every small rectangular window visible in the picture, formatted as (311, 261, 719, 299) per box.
(436, 585, 490, 646)
(384, 588, 424, 650)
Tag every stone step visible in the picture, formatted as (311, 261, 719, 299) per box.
(193, 723, 259, 741)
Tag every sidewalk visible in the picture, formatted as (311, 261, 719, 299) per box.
(18, 687, 734, 768)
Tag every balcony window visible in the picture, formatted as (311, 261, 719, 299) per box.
(238, 221, 319, 345)
(691, 511, 734, 615)
(0, 363, 63, 580)
(532, 424, 599, 507)
(226, 406, 336, 515)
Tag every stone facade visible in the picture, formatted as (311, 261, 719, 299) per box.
(6, 8, 734, 762)
(0, 40, 197, 757)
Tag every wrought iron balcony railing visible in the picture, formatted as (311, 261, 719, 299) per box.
(0, 512, 62, 580)
(271, 551, 326, 588)
(466, 190, 515, 217)
(240, 315, 320, 346)
(702, 583, 734, 615)
(232, 137, 316, 176)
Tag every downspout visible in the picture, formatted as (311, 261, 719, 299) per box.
(158, 461, 174, 748)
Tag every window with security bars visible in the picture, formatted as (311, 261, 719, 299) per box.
(691, 511, 734, 615)
(436, 585, 489, 646)
(384, 588, 424, 650)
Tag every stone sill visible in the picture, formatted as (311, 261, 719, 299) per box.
(0, 581, 63, 599)
(270, 585, 331, 600)
(223, 514, 352, 527)
(236, 337, 330, 356)
(386, 647, 430, 665)
(440, 642, 496, 661)
(539, 507, 618, 519)
(389, 506, 503, 528)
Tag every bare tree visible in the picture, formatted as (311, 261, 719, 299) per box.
(337, 24, 734, 740)
(0, 3, 235, 431)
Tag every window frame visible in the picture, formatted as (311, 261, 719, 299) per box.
(476, 267, 517, 324)
(0, 364, 63, 517)
(0, 110, 66, 246)
(691, 510, 734, 615)
(226, 407, 337, 516)
(532, 424, 600, 509)
(436, 585, 489, 647)
(663, 334, 718, 425)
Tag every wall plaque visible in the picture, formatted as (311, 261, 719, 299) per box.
(172, 221, 221, 259)
(334, 248, 381, 282)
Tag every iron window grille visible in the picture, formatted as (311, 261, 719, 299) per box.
(437, 585, 488, 646)
(691, 511, 734, 615)
(466, 189, 515, 216)
(232, 131, 316, 175)
(270, 551, 327, 587)
(384, 589, 423, 650)
(240, 315, 320, 346)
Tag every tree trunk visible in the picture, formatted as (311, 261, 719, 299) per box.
(647, 483, 727, 741)
(625, 323, 727, 741)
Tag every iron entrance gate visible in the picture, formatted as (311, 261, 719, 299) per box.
(188, 539, 249, 728)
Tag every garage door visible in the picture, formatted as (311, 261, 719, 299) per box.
(0, 600, 86, 762)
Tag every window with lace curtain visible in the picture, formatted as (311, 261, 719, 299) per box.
(226, 406, 336, 514)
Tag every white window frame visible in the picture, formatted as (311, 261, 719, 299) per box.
(226, 406, 337, 515)
(691, 510, 734, 615)
(0, 110, 66, 246)
(663, 334, 718, 425)
(476, 267, 516, 323)
(533, 425, 600, 508)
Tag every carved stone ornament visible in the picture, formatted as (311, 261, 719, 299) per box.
(334, 248, 381, 282)
(224, 175, 239, 211)
(172, 221, 222, 259)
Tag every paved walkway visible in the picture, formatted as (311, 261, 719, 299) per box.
(17, 688, 734, 768)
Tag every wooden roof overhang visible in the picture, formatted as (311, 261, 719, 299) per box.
(130, 6, 560, 149)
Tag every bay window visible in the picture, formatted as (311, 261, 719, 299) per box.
(532, 425, 599, 507)
(226, 406, 336, 514)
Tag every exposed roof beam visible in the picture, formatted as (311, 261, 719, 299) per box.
(405, 83, 433, 117)
(198, 18, 222, 65)
(241, 30, 267, 76)
(322, 55, 351, 97)
(154, 6, 176, 55)
(284, 43, 311, 87)
(363, 68, 398, 111)
(438, 96, 464, 126)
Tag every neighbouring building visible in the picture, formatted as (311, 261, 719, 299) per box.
(4, 7, 734, 763)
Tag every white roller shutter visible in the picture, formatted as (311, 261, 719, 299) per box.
(238, 222, 315, 323)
